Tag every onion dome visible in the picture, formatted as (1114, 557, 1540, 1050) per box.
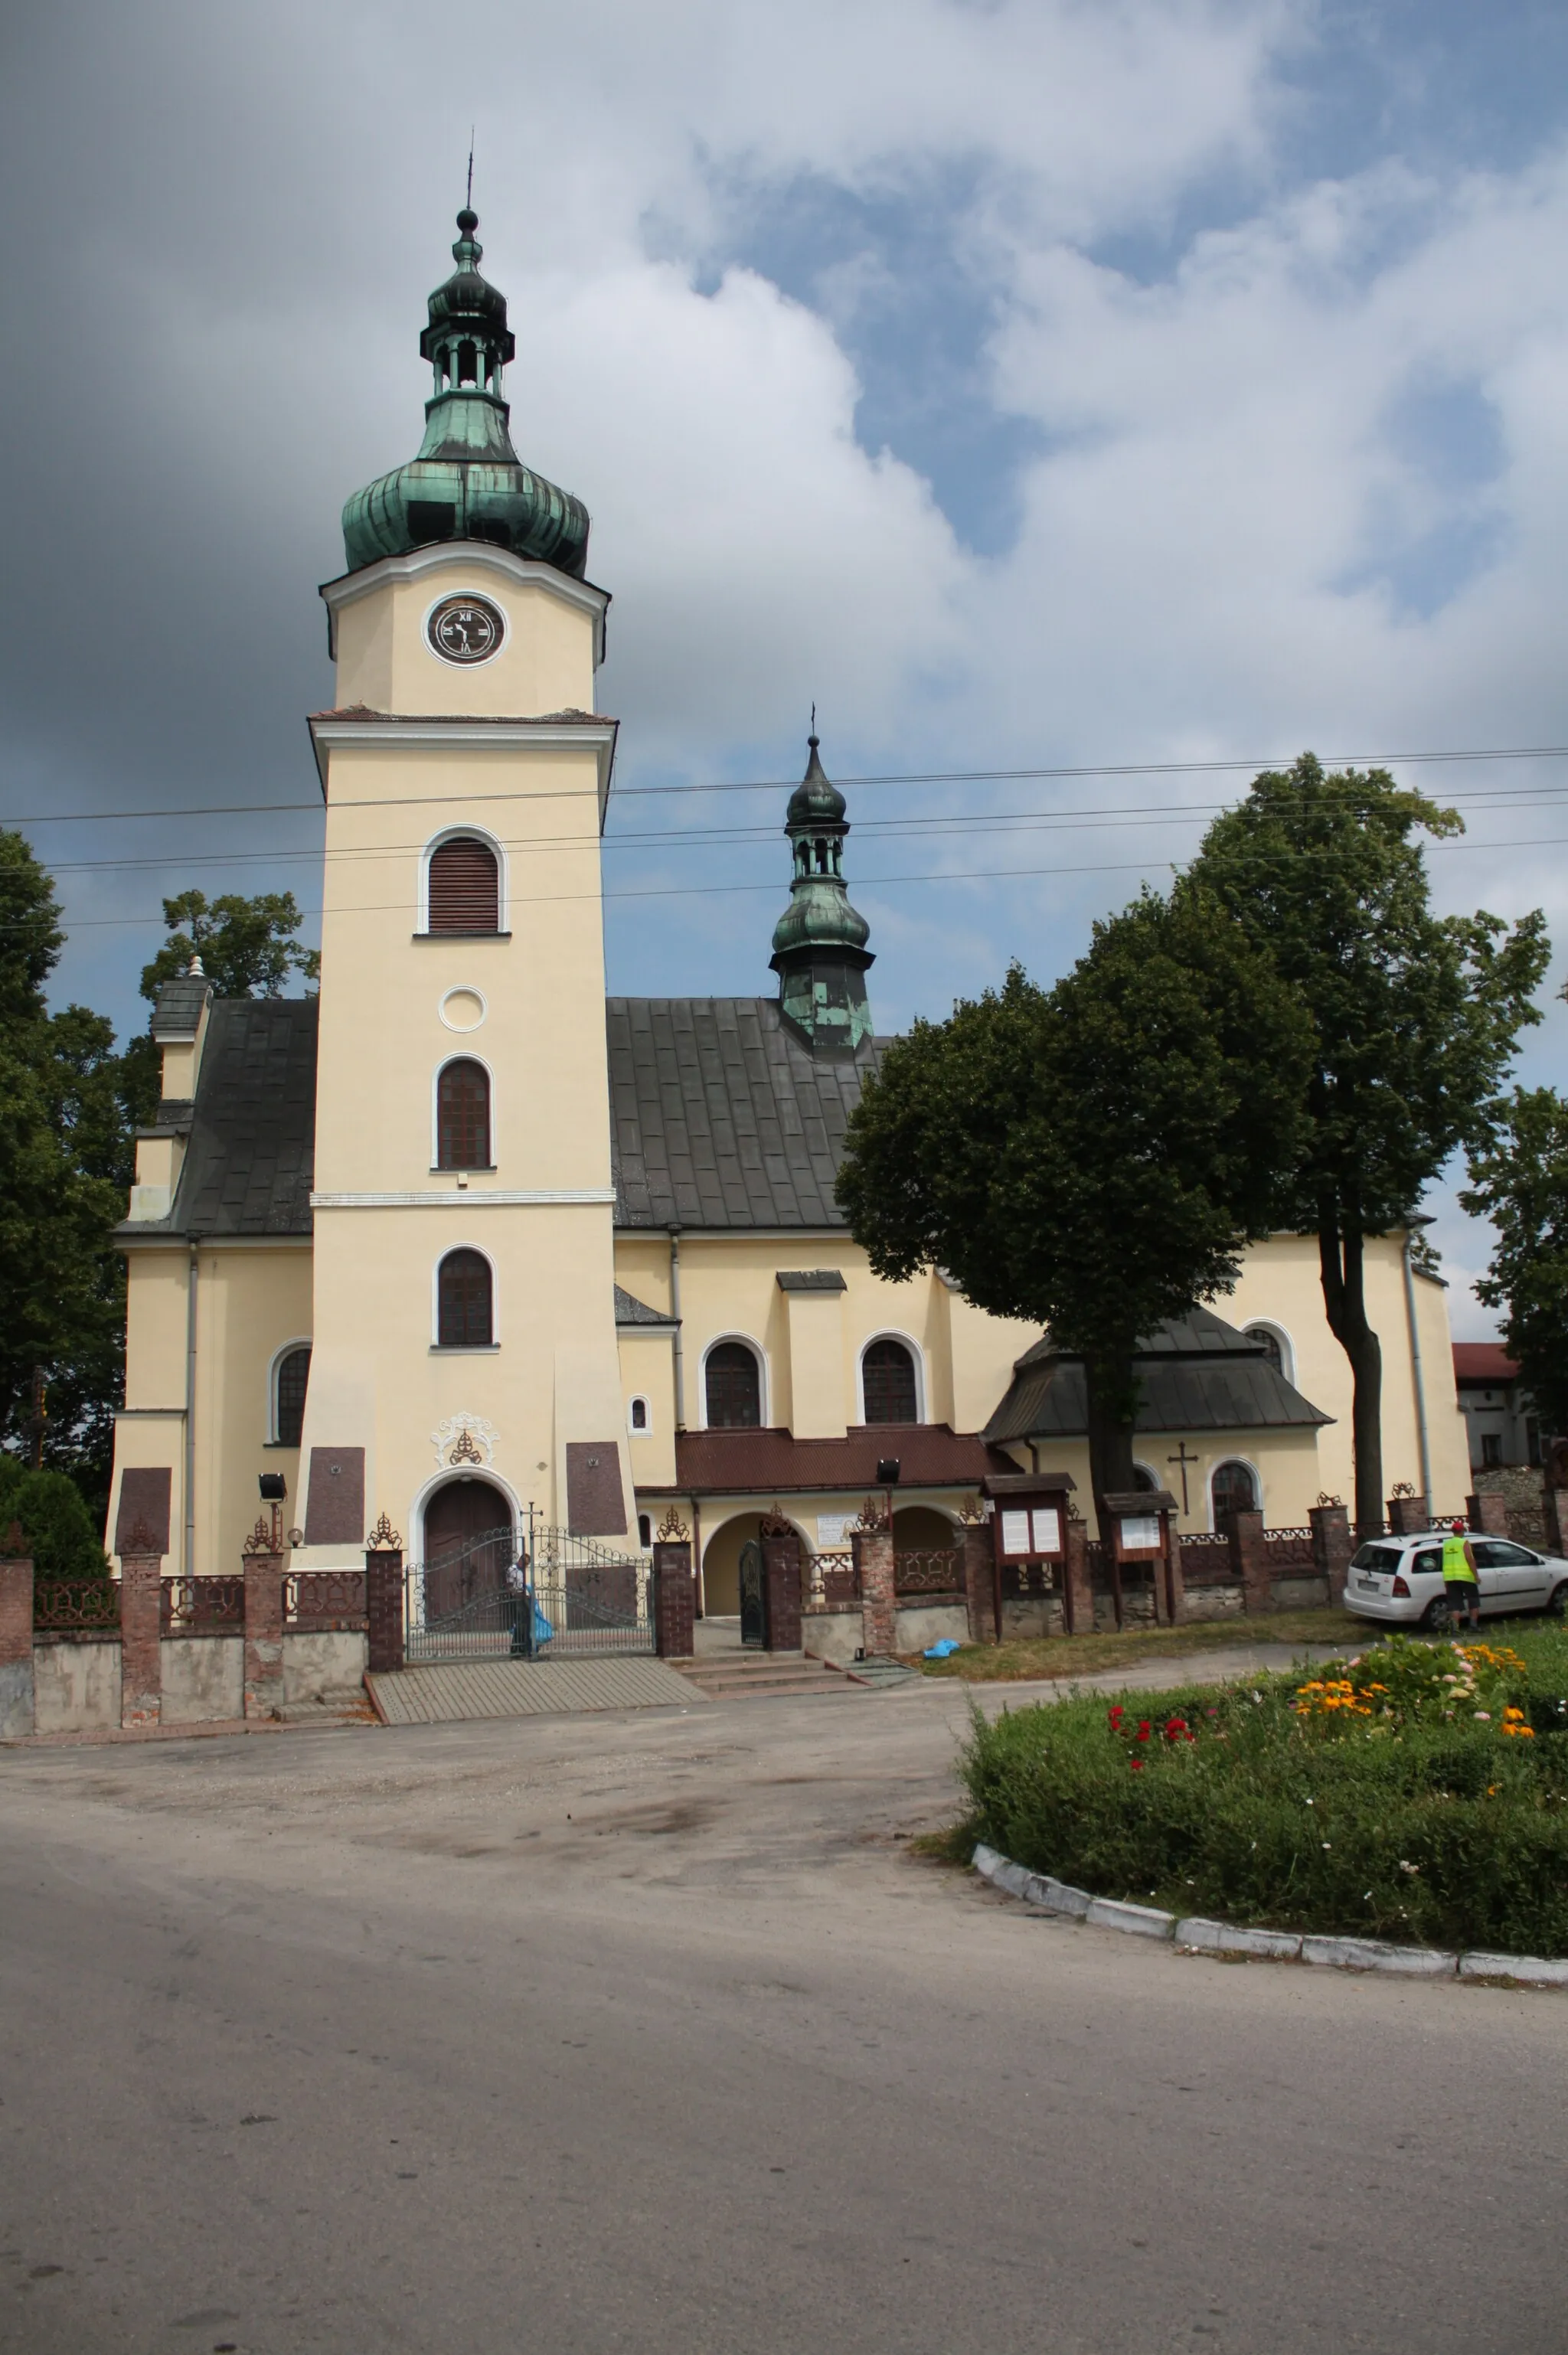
(341, 209, 590, 579)
(769, 733, 874, 1053)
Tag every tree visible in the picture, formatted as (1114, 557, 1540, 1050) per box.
(0, 833, 128, 1508)
(1462, 1084, 1568, 1440)
(139, 889, 320, 1004)
(1191, 755, 1549, 1533)
(835, 887, 1312, 1512)
(0, 1458, 110, 1581)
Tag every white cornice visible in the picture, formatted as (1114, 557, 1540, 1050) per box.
(311, 1188, 616, 1209)
(319, 544, 610, 667)
(307, 714, 619, 819)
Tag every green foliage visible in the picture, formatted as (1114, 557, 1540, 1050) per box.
(0, 1458, 109, 1581)
(836, 886, 1312, 1494)
(959, 1629, 1568, 1955)
(1189, 755, 1550, 1527)
(0, 832, 129, 1503)
(1462, 1084, 1568, 1436)
(139, 889, 319, 1004)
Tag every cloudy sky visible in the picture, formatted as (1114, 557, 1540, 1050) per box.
(5, 0, 1568, 1333)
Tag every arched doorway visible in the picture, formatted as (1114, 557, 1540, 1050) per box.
(422, 1475, 514, 1620)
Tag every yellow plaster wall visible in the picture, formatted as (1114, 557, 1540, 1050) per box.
(332, 561, 598, 717)
(619, 1328, 676, 1488)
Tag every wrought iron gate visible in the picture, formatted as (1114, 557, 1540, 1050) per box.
(403, 1506, 652, 1663)
(738, 1538, 766, 1648)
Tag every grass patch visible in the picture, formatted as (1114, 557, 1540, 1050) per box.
(916, 1609, 1367, 1681)
(956, 1625, 1568, 1955)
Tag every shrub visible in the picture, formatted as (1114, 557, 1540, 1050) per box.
(0, 1456, 111, 1582)
(959, 1638, 1568, 1957)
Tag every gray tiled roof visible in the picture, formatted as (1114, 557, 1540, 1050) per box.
(119, 998, 318, 1240)
(607, 998, 880, 1230)
(983, 1308, 1333, 1442)
(149, 972, 214, 1037)
(613, 1284, 675, 1326)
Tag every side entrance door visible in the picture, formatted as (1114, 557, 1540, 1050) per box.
(422, 1477, 514, 1622)
(737, 1539, 766, 1648)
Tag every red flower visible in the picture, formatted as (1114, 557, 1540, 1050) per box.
(1136, 1721, 1152, 1741)
(1109, 1706, 1124, 1726)
(1164, 1716, 1189, 1741)
(1129, 1758, 1145, 1772)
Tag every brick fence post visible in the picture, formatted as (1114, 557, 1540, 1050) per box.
(118, 1530, 164, 1729)
(1309, 1501, 1353, 1606)
(652, 1540, 694, 1659)
(0, 1550, 34, 1739)
(242, 1521, 286, 1720)
(961, 1522, 997, 1644)
(760, 1524, 802, 1652)
(1466, 1491, 1509, 1537)
(1387, 1493, 1430, 1537)
(854, 1524, 897, 1658)
(1230, 1509, 1270, 1614)
(365, 1520, 405, 1675)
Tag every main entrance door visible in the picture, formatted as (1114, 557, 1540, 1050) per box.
(421, 1477, 514, 1622)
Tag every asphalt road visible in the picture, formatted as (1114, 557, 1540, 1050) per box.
(2, 1674, 1564, 2354)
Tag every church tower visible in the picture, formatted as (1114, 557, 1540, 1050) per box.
(769, 733, 874, 1052)
(298, 209, 631, 1563)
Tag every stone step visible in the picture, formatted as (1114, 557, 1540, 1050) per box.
(674, 1655, 851, 1700)
(842, 1657, 922, 1690)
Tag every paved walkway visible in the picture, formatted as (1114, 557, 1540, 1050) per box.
(367, 1654, 702, 1724)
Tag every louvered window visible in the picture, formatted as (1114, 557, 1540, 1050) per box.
(705, 1342, 761, 1429)
(436, 1060, 491, 1168)
(862, 1338, 917, 1424)
(427, 835, 500, 933)
(438, 1250, 493, 1348)
(274, 1347, 311, 1447)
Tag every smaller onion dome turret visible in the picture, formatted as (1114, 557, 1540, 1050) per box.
(341, 209, 590, 578)
(769, 733, 874, 1054)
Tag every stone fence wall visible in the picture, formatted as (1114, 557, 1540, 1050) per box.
(0, 1550, 373, 1742)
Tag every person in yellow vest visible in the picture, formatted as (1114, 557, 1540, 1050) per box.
(1442, 1519, 1481, 1634)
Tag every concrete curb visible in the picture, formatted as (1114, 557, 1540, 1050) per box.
(971, 1844, 1566, 1990)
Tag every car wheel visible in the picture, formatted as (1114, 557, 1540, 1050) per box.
(1422, 1595, 1452, 1633)
(1549, 1583, 1568, 1620)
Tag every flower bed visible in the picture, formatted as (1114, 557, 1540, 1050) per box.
(959, 1628, 1568, 1958)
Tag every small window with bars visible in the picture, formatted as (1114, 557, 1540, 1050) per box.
(426, 835, 501, 934)
(274, 1346, 311, 1447)
(861, 1337, 918, 1424)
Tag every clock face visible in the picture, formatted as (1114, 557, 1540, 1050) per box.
(427, 595, 505, 665)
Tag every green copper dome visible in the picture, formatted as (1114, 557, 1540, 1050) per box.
(341, 210, 590, 579)
(769, 733, 874, 1053)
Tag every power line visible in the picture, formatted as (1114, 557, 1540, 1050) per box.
(7, 742, 1568, 830)
(3, 782, 1568, 881)
(0, 826, 1561, 932)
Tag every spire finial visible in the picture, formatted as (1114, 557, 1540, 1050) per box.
(466, 131, 475, 214)
(809, 700, 817, 745)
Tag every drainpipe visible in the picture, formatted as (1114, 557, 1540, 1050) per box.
(1402, 1226, 1434, 1508)
(184, 1242, 199, 1577)
(668, 1226, 685, 1431)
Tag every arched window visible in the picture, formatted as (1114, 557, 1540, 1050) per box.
(438, 1249, 493, 1348)
(862, 1338, 918, 1424)
(427, 835, 500, 934)
(1132, 1464, 1158, 1494)
(274, 1346, 311, 1447)
(1245, 1324, 1284, 1376)
(629, 1396, 648, 1432)
(436, 1059, 491, 1169)
(705, 1341, 761, 1429)
(1212, 1460, 1259, 1520)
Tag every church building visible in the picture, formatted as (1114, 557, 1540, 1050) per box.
(106, 210, 1472, 1613)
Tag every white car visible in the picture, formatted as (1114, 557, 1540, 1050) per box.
(1345, 1530, 1568, 1630)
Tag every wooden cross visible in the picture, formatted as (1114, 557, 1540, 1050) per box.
(1167, 1442, 1200, 1515)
